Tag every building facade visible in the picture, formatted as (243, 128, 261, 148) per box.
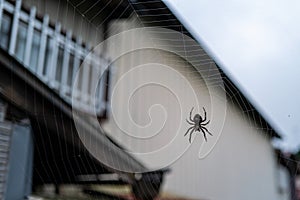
(0, 0, 165, 199)
(101, 4, 288, 200)
(0, 0, 291, 200)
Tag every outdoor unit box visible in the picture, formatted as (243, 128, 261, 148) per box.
(0, 121, 34, 200)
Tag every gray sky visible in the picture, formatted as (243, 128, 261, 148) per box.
(163, 0, 300, 152)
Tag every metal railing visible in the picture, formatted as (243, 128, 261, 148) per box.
(0, 0, 109, 115)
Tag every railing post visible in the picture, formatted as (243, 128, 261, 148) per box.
(104, 61, 111, 115)
(0, 0, 4, 29)
(8, 0, 21, 55)
(24, 6, 36, 69)
(60, 30, 72, 97)
(97, 58, 105, 112)
(101, 59, 110, 114)
(37, 14, 49, 79)
(72, 36, 82, 103)
(81, 43, 91, 105)
(90, 55, 99, 112)
(93, 57, 103, 113)
(48, 22, 61, 88)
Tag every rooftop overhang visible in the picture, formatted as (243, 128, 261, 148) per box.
(0, 47, 150, 184)
(68, 0, 133, 25)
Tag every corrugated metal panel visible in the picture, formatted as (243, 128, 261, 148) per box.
(5, 123, 33, 200)
(0, 121, 12, 200)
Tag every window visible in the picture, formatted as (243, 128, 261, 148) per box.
(43, 36, 53, 76)
(88, 62, 93, 95)
(29, 29, 41, 72)
(0, 13, 12, 50)
(67, 53, 74, 87)
(55, 45, 64, 82)
(77, 59, 84, 91)
(15, 20, 28, 62)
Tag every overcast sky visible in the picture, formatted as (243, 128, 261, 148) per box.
(163, 0, 300, 152)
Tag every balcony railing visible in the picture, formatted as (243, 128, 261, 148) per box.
(0, 0, 110, 115)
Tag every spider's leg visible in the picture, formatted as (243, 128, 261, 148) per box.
(184, 126, 194, 136)
(200, 128, 208, 142)
(201, 120, 210, 126)
(189, 128, 195, 143)
(189, 107, 194, 122)
(202, 126, 213, 136)
(186, 119, 194, 125)
(203, 107, 207, 121)
(203, 132, 207, 142)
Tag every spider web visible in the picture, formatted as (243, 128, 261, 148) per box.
(5, 0, 299, 199)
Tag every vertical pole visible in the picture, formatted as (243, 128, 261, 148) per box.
(37, 15, 49, 79)
(98, 58, 109, 114)
(81, 43, 91, 106)
(72, 36, 82, 106)
(95, 57, 106, 115)
(91, 55, 100, 113)
(48, 22, 61, 88)
(104, 63, 111, 117)
(99, 22, 110, 117)
(24, 6, 36, 68)
(55, 184, 60, 195)
(0, 0, 4, 30)
(60, 30, 72, 97)
(8, 0, 21, 55)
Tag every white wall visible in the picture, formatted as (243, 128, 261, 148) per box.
(161, 102, 279, 200)
(102, 17, 282, 200)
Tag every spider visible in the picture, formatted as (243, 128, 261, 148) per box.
(184, 107, 212, 143)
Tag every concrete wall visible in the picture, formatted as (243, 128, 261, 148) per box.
(101, 17, 282, 200)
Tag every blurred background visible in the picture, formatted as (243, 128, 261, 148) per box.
(0, 0, 299, 200)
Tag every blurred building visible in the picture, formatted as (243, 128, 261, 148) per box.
(297, 176, 300, 200)
(100, 1, 294, 200)
(0, 0, 166, 199)
(0, 0, 294, 200)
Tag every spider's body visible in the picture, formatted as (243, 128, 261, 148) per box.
(185, 107, 212, 143)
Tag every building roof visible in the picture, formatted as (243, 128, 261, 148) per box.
(128, 0, 280, 138)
